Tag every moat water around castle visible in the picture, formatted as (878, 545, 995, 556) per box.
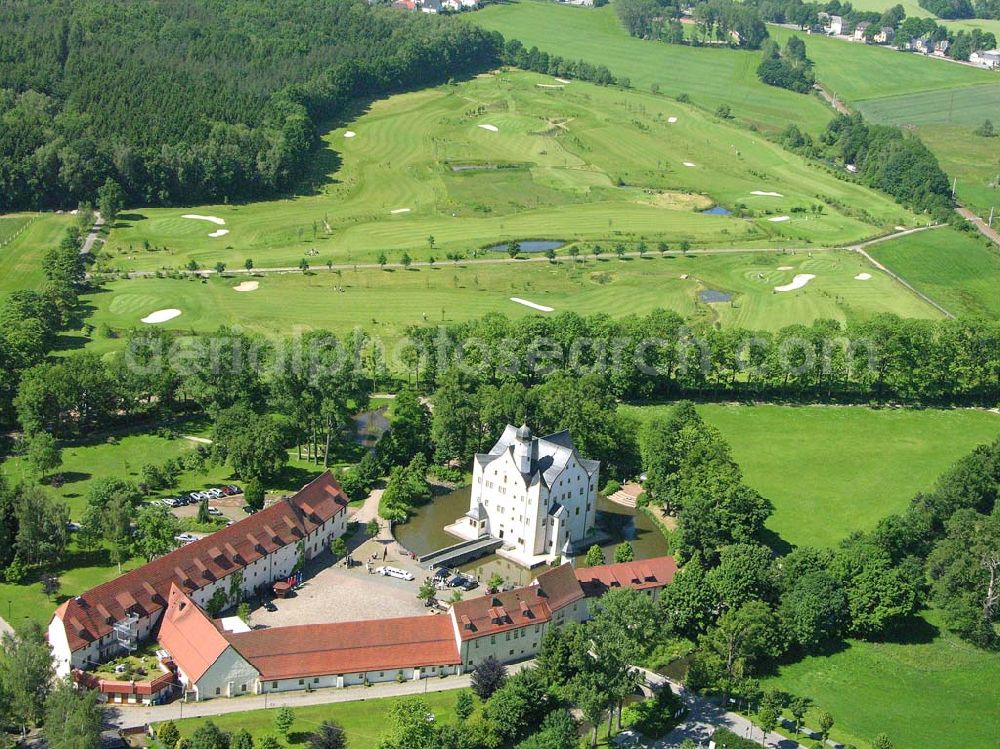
(394, 485, 670, 587)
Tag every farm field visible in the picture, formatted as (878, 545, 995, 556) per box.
(847, 0, 1000, 36)
(854, 87, 1000, 216)
(474, 2, 833, 132)
(767, 26, 995, 103)
(761, 608, 1000, 749)
(95, 70, 919, 276)
(78, 250, 940, 353)
(867, 227, 1000, 317)
(0, 213, 72, 300)
(622, 403, 1000, 549)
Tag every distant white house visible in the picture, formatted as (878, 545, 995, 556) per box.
(854, 22, 871, 41)
(828, 15, 843, 36)
(970, 49, 1000, 69)
(447, 425, 600, 567)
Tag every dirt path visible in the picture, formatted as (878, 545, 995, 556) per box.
(814, 82, 851, 115)
(957, 206, 1000, 247)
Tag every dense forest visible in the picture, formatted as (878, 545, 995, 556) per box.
(0, 0, 501, 211)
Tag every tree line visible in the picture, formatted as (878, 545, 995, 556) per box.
(919, 0, 1000, 20)
(616, 0, 769, 49)
(0, 0, 501, 211)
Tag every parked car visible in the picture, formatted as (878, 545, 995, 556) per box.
(447, 574, 468, 588)
(432, 567, 451, 581)
(262, 600, 277, 613)
(174, 533, 197, 544)
(220, 485, 236, 496)
(206, 488, 224, 499)
(242, 505, 258, 515)
(228, 484, 243, 495)
(459, 578, 479, 592)
(377, 566, 415, 581)
(65, 521, 82, 532)
(161, 498, 178, 507)
(207, 507, 223, 516)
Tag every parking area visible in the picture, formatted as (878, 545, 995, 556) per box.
(248, 537, 436, 628)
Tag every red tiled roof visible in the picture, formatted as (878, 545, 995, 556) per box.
(535, 563, 586, 611)
(53, 472, 348, 653)
(158, 584, 234, 683)
(574, 556, 677, 597)
(225, 616, 460, 679)
(450, 563, 585, 641)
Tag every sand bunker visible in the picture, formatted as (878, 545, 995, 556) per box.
(683, 161, 696, 167)
(208, 229, 229, 238)
(854, 272, 872, 281)
(769, 216, 790, 222)
(668, 116, 678, 123)
(751, 191, 783, 197)
(479, 124, 499, 132)
(774, 274, 815, 293)
(555, 77, 571, 84)
(182, 214, 226, 225)
(777, 265, 794, 271)
(141, 309, 182, 324)
(344, 131, 356, 138)
(233, 281, 259, 292)
(536, 84, 564, 89)
(390, 208, 411, 214)
(510, 297, 554, 312)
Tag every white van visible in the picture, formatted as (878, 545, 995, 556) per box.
(377, 566, 415, 581)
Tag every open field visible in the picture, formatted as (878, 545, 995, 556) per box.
(475, 2, 833, 132)
(762, 607, 1000, 749)
(867, 227, 1000, 317)
(767, 26, 996, 103)
(854, 88, 1000, 217)
(0, 213, 72, 300)
(94, 70, 919, 276)
(77, 250, 940, 353)
(847, 0, 1000, 36)
(622, 403, 1000, 549)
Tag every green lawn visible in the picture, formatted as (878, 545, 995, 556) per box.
(867, 227, 1000, 318)
(168, 690, 472, 749)
(94, 70, 918, 277)
(0, 213, 72, 300)
(474, 2, 834, 133)
(78, 249, 939, 354)
(767, 26, 995, 104)
(622, 403, 1000, 548)
(854, 83, 1000, 127)
(761, 608, 1000, 749)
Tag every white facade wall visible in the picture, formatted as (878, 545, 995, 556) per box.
(472, 448, 597, 562)
(259, 664, 458, 695)
(192, 646, 260, 701)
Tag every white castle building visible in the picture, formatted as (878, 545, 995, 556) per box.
(447, 425, 600, 566)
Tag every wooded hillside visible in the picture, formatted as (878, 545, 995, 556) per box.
(0, 0, 500, 210)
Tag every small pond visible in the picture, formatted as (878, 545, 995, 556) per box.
(702, 205, 732, 216)
(350, 406, 389, 447)
(698, 289, 732, 303)
(486, 240, 565, 254)
(394, 485, 670, 586)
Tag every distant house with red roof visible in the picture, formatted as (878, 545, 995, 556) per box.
(49, 472, 350, 677)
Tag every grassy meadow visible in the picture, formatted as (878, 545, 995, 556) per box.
(867, 227, 1000, 317)
(95, 70, 919, 276)
(855, 86, 1000, 217)
(78, 249, 940, 352)
(622, 403, 1000, 549)
(761, 608, 1000, 749)
(0, 213, 73, 300)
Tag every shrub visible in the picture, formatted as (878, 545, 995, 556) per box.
(601, 479, 621, 496)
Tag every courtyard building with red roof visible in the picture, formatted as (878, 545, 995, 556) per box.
(49, 472, 350, 678)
